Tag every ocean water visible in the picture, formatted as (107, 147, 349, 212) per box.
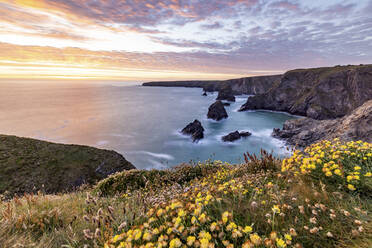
(0, 81, 296, 169)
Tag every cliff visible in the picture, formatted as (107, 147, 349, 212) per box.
(0, 134, 135, 197)
(273, 100, 372, 147)
(240, 65, 372, 120)
(142, 75, 282, 95)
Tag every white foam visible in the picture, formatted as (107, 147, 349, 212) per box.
(129, 151, 175, 160)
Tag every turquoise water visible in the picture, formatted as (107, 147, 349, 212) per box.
(0, 81, 295, 169)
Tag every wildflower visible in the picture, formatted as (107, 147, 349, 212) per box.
(143, 231, 152, 241)
(276, 238, 287, 248)
(222, 211, 230, 224)
(326, 232, 333, 238)
(169, 238, 182, 248)
(334, 169, 342, 176)
(270, 232, 277, 240)
(284, 234, 292, 241)
(187, 236, 196, 246)
(210, 222, 217, 232)
(354, 166, 361, 170)
(309, 227, 319, 234)
(289, 228, 297, 236)
(242, 240, 254, 248)
(198, 213, 207, 223)
(365, 172, 372, 177)
(310, 217, 317, 224)
(243, 226, 253, 233)
(226, 222, 237, 231)
(348, 184, 356, 191)
(200, 238, 209, 248)
(250, 233, 262, 245)
(272, 205, 280, 214)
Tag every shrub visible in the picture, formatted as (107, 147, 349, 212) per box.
(281, 139, 372, 194)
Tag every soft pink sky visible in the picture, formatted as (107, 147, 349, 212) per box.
(0, 0, 371, 80)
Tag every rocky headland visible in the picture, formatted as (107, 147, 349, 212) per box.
(0, 134, 135, 197)
(239, 65, 372, 120)
(143, 74, 282, 95)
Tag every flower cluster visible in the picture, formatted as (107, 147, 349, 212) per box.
(282, 139, 372, 191)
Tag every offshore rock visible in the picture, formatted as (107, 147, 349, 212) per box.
(207, 101, 228, 121)
(181, 119, 204, 142)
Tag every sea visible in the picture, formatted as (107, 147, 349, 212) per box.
(0, 80, 297, 169)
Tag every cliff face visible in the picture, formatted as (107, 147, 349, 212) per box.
(142, 75, 281, 95)
(273, 100, 372, 147)
(0, 135, 135, 197)
(240, 65, 372, 120)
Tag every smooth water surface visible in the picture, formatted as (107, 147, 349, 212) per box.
(0, 81, 296, 169)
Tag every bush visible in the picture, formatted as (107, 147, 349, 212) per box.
(94, 162, 223, 196)
(281, 139, 372, 194)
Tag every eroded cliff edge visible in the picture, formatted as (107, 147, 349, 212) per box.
(239, 65, 372, 120)
(273, 100, 372, 147)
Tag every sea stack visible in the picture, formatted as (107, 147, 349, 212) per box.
(181, 119, 204, 142)
(216, 85, 235, 102)
(207, 100, 228, 121)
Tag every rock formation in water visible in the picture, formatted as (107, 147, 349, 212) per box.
(181, 119, 204, 142)
(207, 101, 228, 121)
(216, 85, 235, 102)
(240, 65, 372, 120)
(222, 102, 231, 106)
(142, 75, 281, 95)
(222, 130, 252, 142)
(273, 100, 372, 147)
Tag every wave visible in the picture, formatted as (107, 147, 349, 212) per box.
(128, 151, 175, 160)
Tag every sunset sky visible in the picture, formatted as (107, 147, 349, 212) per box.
(0, 0, 371, 80)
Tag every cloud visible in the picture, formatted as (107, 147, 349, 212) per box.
(0, 0, 371, 79)
(200, 21, 223, 30)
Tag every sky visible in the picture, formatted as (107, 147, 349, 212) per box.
(0, 0, 371, 81)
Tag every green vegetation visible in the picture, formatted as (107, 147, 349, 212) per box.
(0, 134, 134, 197)
(0, 140, 371, 247)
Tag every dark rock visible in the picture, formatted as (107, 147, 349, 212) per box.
(222, 130, 252, 142)
(240, 65, 372, 120)
(239, 131, 252, 137)
(202, 91, 207, 96)
(222, 102, 231, 106)
(181, 119, 204, 142)
(207, 101, 228, 121)
(216, 85, 235, 102)
(272, 100, 372, 147)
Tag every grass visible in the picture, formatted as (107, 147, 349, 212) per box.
(0, 140, 371, 247)
(0, 134, 134, 198)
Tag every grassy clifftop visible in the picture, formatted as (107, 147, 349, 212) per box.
(0, 134, 135, 197)
(0, 140, 371, 248)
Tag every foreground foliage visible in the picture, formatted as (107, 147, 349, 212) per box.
(0, 140, 371, 248)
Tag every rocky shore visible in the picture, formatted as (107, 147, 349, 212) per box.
(273, 100, 372, 147)
(145, 64, 372, 147)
